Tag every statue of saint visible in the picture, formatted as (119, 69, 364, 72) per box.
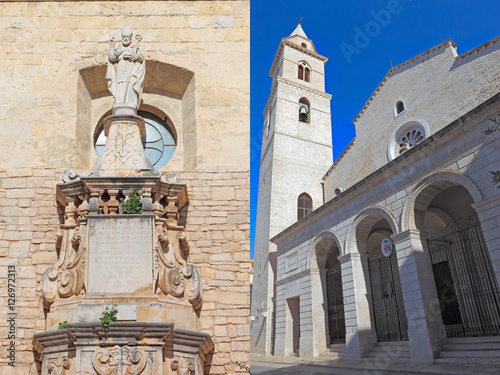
(106, 24, 145, 114)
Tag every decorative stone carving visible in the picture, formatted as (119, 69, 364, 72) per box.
(153, 195, 203, 310)
(42, 194, 87, 309)
(92, 345, 147, 375)
(107, 24, 145, 116)
(170, 357, 195, 375)
(48, 357, 71, 375)
(89, 115, 154, 176)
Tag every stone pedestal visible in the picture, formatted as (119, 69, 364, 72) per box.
(89, 115, 154, 176)
(40, 176, 210, 374)
(33, 323, 213, 375)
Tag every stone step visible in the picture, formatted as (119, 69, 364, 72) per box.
(375, 341, 410, 347)
(435, 357, 500, 365)
(440, 349, 500, 358)
(369, 346, 410, 354)
(446, 336, 500, 344)
(443, 342, 500, 351)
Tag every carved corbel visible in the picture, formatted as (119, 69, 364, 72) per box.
(170, 357, 195, 375)
(47, 357, 71, 375)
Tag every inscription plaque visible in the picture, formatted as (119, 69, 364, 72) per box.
(87, 215, 153, 294)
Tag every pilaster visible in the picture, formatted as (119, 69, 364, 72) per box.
(391, 230, 446, 362)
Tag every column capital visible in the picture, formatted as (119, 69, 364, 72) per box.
(471, 192, 500, 213)
(338, 252, 368, 264)
(391, 229, 427, 244)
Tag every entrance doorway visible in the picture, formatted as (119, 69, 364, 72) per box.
(326, 264, 345, 343)
(427, 216, 500, 337)
(368, 247, 409, 341)
(286, 297, 300, 355)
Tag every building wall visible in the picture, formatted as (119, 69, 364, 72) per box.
(324, 38, 500, 199)
(0, 1, 250, 374)
(273, 93, 500, 359)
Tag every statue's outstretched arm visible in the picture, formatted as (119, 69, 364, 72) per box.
(108, 36, 118, 62)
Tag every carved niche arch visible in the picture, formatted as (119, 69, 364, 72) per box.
(77, 60, 195, 171)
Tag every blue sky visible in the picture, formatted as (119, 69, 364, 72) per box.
(250, 0, 500, 258)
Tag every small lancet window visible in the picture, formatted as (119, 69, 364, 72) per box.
(301, 43, 307, 48)
(297, 193, 312, 220)
(396, 101, 405, 115)
(299, 97, 310, 123)
(298, 62, 311, 82)
(298, 65, 303, 80)
(304, 68, 310, 82)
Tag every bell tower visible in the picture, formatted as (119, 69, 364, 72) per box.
(251, 22, 333, 355)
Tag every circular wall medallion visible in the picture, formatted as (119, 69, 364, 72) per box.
(381, 238, 393, 257)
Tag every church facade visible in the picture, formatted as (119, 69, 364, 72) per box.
(252, 24, 500, 364)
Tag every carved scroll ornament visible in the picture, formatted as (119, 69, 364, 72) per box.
(92, 345, 147, 375)
(42, 199, 87, 310)
(153, 197, 203, 310)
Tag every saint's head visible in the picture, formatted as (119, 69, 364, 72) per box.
(121, 24, 133, 47)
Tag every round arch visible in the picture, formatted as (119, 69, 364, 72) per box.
(345, 206, 399, 255)
(401, 171, 483, 232)
(307, 230, 343, 270)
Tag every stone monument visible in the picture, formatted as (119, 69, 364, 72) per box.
(33, 25, 213, 375)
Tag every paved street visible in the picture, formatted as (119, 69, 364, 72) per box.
(251, 354, 500, 375)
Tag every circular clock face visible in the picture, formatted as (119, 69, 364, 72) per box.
(94, 111, 176, 169)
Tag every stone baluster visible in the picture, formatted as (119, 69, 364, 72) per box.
(78, 193, 90, 219)
(98, 190, 106, 214)
(142, 189, 152, 213)
(107, 189, 120, 214)
(152, 192, 164, 219)
(89, 189, 100, 214)
(64, 200, 78, 228)
(165, 197, 179, 227)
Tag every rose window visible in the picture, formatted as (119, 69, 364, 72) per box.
(395, 126, 424, 156)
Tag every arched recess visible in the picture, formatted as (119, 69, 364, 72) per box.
(77, 60, 195, 171)
(346, 206, 408, 342)
(401, 170, 500, 339)
(345, 206, 399, 255)
(307, 230, 343, 270)
(307, 230, 346, 350)
(401, 171, 483, 232)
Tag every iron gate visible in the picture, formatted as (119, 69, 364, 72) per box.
(427, 216, 500, 337)
(368, 249, 408, 341)
(326, 264, 345, 343)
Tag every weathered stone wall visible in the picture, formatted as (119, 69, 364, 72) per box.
(0, 1, 250, 374)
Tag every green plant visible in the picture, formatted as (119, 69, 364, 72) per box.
(100, 304, 118, 328)
(57, 321, 67, 330)
(231, 361, 250, 373)
(120, 189, 143, 214)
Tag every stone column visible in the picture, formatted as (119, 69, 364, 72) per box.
(472, 192, 500, 288)
(391, 230, 446, 363)
(339, 253, 374, 360)
(304, 268, 328, 357)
